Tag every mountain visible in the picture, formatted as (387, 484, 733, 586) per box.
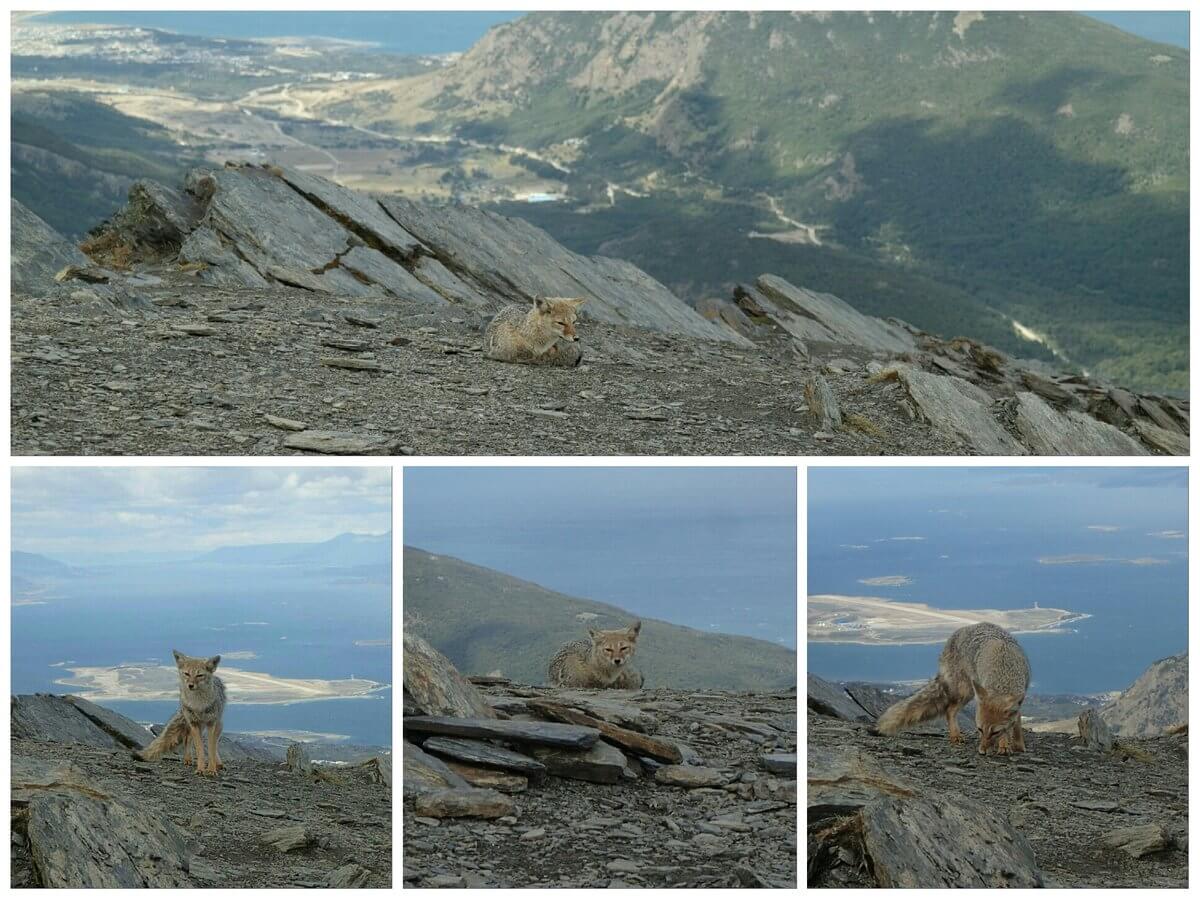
(1101, 652, 1188, 736)
(403, 546, 796, 691)
(306, 11, 1187, 392)
(196, 532, 390, 567)
(807, 671, 1187, 887)
(12, 90, 203, 238)
(11, 551, 77, 579)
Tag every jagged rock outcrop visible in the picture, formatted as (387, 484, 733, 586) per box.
(735, 273, 1185, 456)
(808, 674, 1188, 888)
(10, 695, 391, 888)
(1101, 653, 1189, 737)
(11, 170, 1184, 456)
(80, 163, 742, 346)
(404, 635, 796, 888)
(11, 199, 89, 294)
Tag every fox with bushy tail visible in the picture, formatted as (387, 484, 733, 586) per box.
(133, 650, 226, 775)
(876, 622, 1029, 755)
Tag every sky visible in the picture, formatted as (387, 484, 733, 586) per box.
(36, 11, 1190, 51)
(11, 467, 391, 557)
(404, 467, 797, 642)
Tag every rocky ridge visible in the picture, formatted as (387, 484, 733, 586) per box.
(807, 673, 1188, 888)
(11, 693, 391, 888)
(403, 634, 797, 888)
(11, 164, 1185, 456)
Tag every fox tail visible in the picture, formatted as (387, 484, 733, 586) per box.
(876, 677, 952, 735)
(132, 710, 188, 761)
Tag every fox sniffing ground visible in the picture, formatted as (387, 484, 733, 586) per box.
(548, 621, 644, 689)
(876, 622, 1030, 755)
(133, 650, 227, 776)
(484, 296, 586, 366)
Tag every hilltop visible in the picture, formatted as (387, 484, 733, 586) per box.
(403, 547, 795, 692)
(11, 693, 390, 888)
(807, 658, 1188, 888)
(403, 633, 796, 888)
(10, 165, 1186, 457)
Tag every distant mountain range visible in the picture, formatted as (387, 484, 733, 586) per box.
(10, 11, 1188, 391)
(12, 532, 391, 579)
(403, 546, 796, 691)
(304, 11, 1188, 391)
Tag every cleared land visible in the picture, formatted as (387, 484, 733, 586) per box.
(56, 663, 388, 704)
(808, 594, 1089, 645)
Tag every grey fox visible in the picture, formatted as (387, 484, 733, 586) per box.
(133, 650, 227, 775)
(548, 621, 644, 689)
(483, 296, 586, 366)
(876, 622, 1029, 755)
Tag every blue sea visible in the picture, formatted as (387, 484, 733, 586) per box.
(404, 467, 798, 649)
(36, 11, 522, 55)
(808, 468, 1188, 694)
(12, 559, 392, 746)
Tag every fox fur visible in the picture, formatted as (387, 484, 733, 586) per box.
(483, 296, 586, 366)
(876, 622, 1029, 755)
(133, 650, 227, 775)
(548, 621, 644, 689)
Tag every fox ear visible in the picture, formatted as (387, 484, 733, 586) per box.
(571, 296, 587, 308)
(628, 620, 641, 638)
(172, 650, 185, 666)
(206, 655, 221, 672)
(534, 295, 551, 312)
(587, 628, 600, 641)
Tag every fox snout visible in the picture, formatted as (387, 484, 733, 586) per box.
(612, 657, 624, 666)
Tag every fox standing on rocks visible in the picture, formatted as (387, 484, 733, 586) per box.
(876, 622, 1029, 755)
(484, 295, 586, 366)
(548, 621, 644, 689)
(133, 650, 227, 776)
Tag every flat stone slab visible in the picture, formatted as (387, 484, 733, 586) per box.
(421, 736, 547, 780)
(412, 787, 515, 819)
(761, 753, 797, 776)
(653, 764, 728, 788)
(526, 700, 681, 763)
(16, 756, 193, 887)
(402, 740, 471, 798)
(861, 795, 1043, 887)
(1016, 392, 1148, 456)
(531, 740, 627, 784)
(282, 430, 394, 455)
(445, 761, 530, 794)
(891, 365, 1026, 455)
(404, 715, 599, 749)
(807, 747, 917, 820)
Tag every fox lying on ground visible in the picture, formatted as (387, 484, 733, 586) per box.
(133, 650, 227, 776)
(548, 621, 644, 689)
(876, 622, 1029, 755)
(483, 296, 586, 366)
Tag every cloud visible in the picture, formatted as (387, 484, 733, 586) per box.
(1149, 530, 1186, 540)
(839, 544, 869, 550)
(11, 467, 391, 556)
(1087, 525, 1120, 533)
(858, 575, 913, 586)
(875, 536, 926, 542)
(219, 650, 259, 660)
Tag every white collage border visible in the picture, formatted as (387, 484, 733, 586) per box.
(3, 0, 1197, 895)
